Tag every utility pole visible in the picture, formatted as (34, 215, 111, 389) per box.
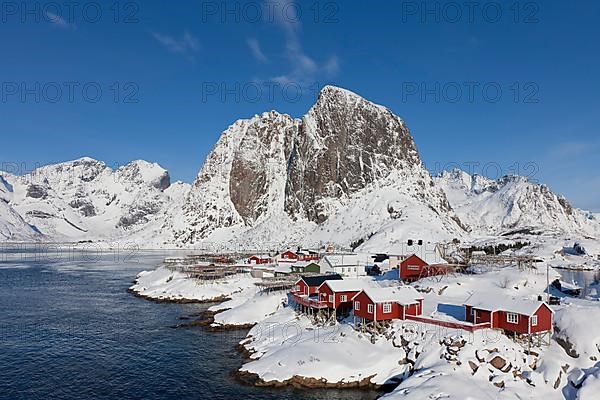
(546, 264, 550, 303)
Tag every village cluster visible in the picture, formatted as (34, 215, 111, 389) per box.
(166, 244, 555, 345)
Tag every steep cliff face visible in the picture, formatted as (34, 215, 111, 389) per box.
(175, 113, 299, 245)
(285, 86, 422, 223)
(175, 85, 466, 249)
(435, 169, 599, 237)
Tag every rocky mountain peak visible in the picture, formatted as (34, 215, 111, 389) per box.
(435, 169, 592, 236)
(285, 86, 421, 223)
(117, 160, 171, 191)
(176, 85, 463, 247)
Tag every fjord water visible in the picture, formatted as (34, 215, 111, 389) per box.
(0, 248, 378, 400)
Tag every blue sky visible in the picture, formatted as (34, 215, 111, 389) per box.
(1, 0, 599, 210)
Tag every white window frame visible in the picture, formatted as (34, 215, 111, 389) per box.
(367, 304, 374, 314)
(470, 307, 474, 316)
(329, 295, 334, 303)
(383, 303, 392, 313)
(340, 295, 347, 302)
(506, 312, 519, 324)
(407, 265, 421, 271)
(294, 285, 300, 292)
(354, 301, 360, 310)
(531, 315, 538, 326)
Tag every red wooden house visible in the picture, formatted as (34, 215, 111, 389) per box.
(463, 293, 553, 334)
(292, 274, 343, 311)
(293, 274, 342, 296)
(297, 250, 320, 261)
(399, 254, 448, 282)
(352, 286, 424, 322)
(317, 280, 368, 311)
(248, 254, 272, 264)
(280, 250, 299, 262)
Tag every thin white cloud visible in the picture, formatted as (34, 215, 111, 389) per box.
(258, 0, 339, 86)
(152, 31, 200, 60)
(247, 38, 268, 63)
(45, 11, 75, 30)
(182, 32, 200, 52)
(546, 141, 593, 160)
(324, 55, 340, 76)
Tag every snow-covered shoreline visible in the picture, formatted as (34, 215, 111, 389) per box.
(128, 266, 259, 304)
(130, 263, 600, 398)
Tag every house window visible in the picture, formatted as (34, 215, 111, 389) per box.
(531, 315, 538, 326)
(407, 265, 421, 270)
(507, 312, 519, 324)
(329, 295, 334, 303)
(340, 295, 347, 302)
(368, 304, 374, 314)
(354, 301, 360, 310)
(470, 307, 474, 316)
(383, 303, 392, 313)
(294, 285, 300, 292)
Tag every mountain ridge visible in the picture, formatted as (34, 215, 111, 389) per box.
(1, 85, 598, 248)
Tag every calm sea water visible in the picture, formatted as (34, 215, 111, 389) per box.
(0, 248, 380, 400)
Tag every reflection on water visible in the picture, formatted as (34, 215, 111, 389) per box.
(0, 247, 380, 400)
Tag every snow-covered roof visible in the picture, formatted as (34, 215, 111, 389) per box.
(463, 292, 552, 316)
(251, 254, 271, 258)
(356, 286, 423, 305)
(559, 280, 582, 291)
(319, 279, 371, 293)
(291, 260, 316, 268)
(321, 253, 373, 268)
(275, 264, 292, 274)
(299, 274, 343, 287)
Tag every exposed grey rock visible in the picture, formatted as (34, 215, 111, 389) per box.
(26, 184, 48, 199)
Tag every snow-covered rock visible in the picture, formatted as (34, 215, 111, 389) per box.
(129, 266, 258, 302)
(171, 85, 467, 250)
(436, 168, 600, 237)
(0, 158, 189, 243)
(0, 196, 41, 241)
(2, 85, 600, 250)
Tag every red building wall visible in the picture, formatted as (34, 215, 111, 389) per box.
(294, 280, 319, 295)
(465, 304, 553, 333)
(404, 299, 423, 317)
(353, 292, 421, 321)
(249, 256, 270, 264)
(352, 292, 375, 320)
(299, 253, 320, 261)
(318, 284, 360, 309)
(281, 251, 298, 260)
(400, 255, 429, 281)
(530, 304, 553, 333)
(466, 308, 492, 325)
(494, 310, 530, 334)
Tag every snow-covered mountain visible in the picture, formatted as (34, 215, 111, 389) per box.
(0, 158, 189, 243)
(172, 85, 467, 251)
(435, 168, 599, 238)
(2, 85, 598, 249)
